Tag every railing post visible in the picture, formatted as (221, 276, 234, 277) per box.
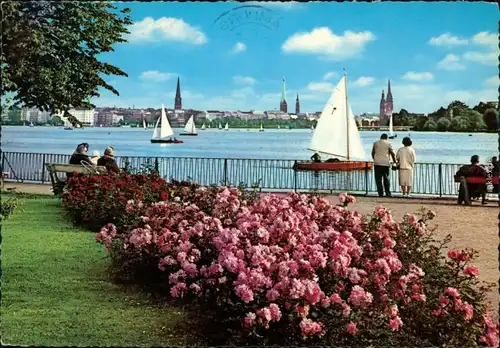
(41, 154, 46, 183)
(223, 159, 228, 186)
(365, 161, 369, 196)
(438, 163, 443, 197)
(154, 157, 159, 174)
(293, 160, 298, 193)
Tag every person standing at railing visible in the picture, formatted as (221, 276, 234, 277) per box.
(371, 134, 397, 197)
(396, 137, 416, 197)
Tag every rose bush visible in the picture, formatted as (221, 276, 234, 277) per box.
(96, 188, 498, 346)
(61, 172, 200, 231)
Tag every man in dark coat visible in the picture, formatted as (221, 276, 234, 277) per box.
(67, 143, 91, 178)
(97, 146, 120, 173)
(455, 155, 487, 204)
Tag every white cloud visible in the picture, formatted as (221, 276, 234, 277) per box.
(281, 27, 376, 60)
(248, 1, 303, 10)
(322, 72, 338, 80)
(437, 54, 466, 71)
(352, 76, 374, 87)
(402, 72, 434, 82)
(306, 82, 334, 93)
(232, 75, 257, 85)
(471, 31, 497, 48)
(140, 70, 176, 82)
(485, 75, 499, 87)
(463, 50, 497, 66)
(128, 17, 207, 44)
(429, 33, 468, 46)
(231, 42, 247, 54)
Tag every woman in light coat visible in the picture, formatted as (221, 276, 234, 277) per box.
(396, 137, 416, 197)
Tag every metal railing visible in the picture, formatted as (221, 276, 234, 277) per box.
(0, 151, 493, 198)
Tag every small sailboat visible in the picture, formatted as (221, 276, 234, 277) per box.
(311, 124, 315, 131)
(259, 124, 264, 132)
(64, 126, 74, 130)
(150, 104, 183, 144)
(180, 115, 198, 136)
(224, 122, 229, 131)
(388, 113, 397, 139)
(208, 124, 211, 129)
(218, 123, 222, 130)
(29, 122, 34, 127)
(277, 125, 281, 129)
(293, 72, 373, 172)
(143, 119, 147, 130)
(201, 123, 206, 130)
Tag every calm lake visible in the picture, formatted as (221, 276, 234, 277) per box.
(3, 126, 497, 165)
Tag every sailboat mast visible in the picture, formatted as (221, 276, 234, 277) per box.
(344, 70, 350, 161)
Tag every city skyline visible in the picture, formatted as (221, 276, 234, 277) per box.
(91, 2, 497, 114)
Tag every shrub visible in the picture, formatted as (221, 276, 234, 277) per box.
(0, 195, 22, 220)
(96, 189, 498, 346)
(61, 172, 200, 231)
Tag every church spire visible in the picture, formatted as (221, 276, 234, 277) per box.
(174, 77, 182, 110)
(386, 79, 393, 102)
(280, 77, 288, 113)
(380, 89, 385, 103)
(295, 93, 300, 115)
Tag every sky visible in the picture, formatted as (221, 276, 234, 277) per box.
(92, 1, 499, 114)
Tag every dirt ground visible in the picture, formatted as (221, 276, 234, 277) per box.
(4, 182, 499, 310)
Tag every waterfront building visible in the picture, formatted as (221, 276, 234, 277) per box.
(21, 107, 51, 124)
(379, 80, 394, 125)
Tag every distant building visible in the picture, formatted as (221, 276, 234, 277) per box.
(174, 77, 182, 110)
(379, 80, 394, 125)
(21, 107, 51, 124)
(279, 78, 287, 113)
(56, 108, 94, 126)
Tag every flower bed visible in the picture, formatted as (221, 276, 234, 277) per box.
(96, 187, 498, 346)
(61, 172, 200, 231)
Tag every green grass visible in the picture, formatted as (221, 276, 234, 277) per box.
(1, 196, 196, 346)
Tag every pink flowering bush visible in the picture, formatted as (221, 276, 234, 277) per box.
(97, 188, 498, 346)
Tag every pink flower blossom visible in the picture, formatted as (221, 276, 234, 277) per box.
(299, 318, 324, 337)
(463, 265, 479, 277)
(346, 322, 358, 335)
(388, 316, 403, 331)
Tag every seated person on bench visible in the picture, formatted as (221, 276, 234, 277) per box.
(455, 155, 487, 205)
(67, 143, 92, 178)
(311, 152, 322, 163)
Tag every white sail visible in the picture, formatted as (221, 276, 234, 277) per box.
(260, 124, 264, 131)
(218, 123, 222, 129)
(201, 123, 206, 130)
(151, 104, 174, 140)
(308, 75, 366, 161)
(184, 115, 197, 134)
(143, 119, 147, 130)
(389, 113, 394, 135)
(224, 122, 229, 130)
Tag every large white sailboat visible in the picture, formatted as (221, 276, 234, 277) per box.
(150, 104, 183, 144)
(180, 115, 198, 136)
(294, 72, 372, 172)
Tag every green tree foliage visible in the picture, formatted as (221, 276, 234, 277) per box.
(461, 110, 486, 131)
(447, 100, 469, 117)
(473, 101, 497, 115)
(436, 117, 451, 131)
(197, 117, 317, 129)
(423, 119, 437, 131)
(51, 115, 63, 126)
(483, 108, 498, 131)
(450, 117, 469, 132)
(427, 107, 447, 120)
(1, 1, 132, 127)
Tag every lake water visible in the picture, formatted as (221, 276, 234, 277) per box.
(2, 126, 498, 164)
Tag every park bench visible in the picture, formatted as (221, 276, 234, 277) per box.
(45, 163, 107, 195)
(454, 175, 498, 205)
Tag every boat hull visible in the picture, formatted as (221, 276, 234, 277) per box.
(293, 161, 373, 172)
(150, 139, 184, 144)
(179, 133, 198, 136)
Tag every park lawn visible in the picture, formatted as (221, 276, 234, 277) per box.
(1, 196, 198, 346)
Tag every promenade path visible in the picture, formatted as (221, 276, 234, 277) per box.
(4, 182, 498, 310)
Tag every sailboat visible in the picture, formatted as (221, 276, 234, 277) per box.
(180, 115, 198, 136)
(311, 124, 315, 131)
(218, 123, 222, 130)
(150, 104, 183, 144)
(143, 119, 147, 130)
(259, 124, 264, 132)
(224, 122, 229, 131)
(388, 113, 397, 139)
(201, 123, 206, 130)
(277, 125, 281, 129)
(293, 73, 373, 172)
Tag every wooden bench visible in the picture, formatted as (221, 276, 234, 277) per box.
(454, 175, 498, 205)
(45, 163, 107, 195)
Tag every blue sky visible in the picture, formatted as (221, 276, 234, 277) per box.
(93, 1, 499, 114)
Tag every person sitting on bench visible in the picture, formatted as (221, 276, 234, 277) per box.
(67, 143, 92, 178)
(455, 155, 487, 205)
